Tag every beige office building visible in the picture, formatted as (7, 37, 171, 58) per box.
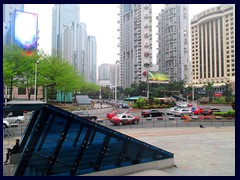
(190, 4, 235, 94)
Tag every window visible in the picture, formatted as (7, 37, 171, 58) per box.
(18, 88, 26, 95)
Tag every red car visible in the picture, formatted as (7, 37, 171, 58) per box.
(193, 108, 204, 115)
(106, 110, 123, 119)
(109, 114, 140, 126)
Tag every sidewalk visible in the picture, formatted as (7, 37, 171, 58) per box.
(117, 127, 235, 176)
(3, 126, 235, 176)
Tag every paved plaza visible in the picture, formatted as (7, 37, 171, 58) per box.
(3, 126, 235, 176)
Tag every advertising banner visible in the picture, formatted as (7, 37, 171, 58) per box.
(148, 71, 169, 83)
(14, 10, 38, 50)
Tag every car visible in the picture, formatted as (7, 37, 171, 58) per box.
(106, 110, 123, 119)
(71, 111, 97, 121)
(172, 108, 193, 117)
(141, 109, 165, 117)
(121, 103, 129, 109)
(109, 114, 140, 126)
(187, 103, 193, 107)
(3, 119, 10, 129)
(203, 108, 222, 115)
(193, 108, 204, 115)
(4, 112, 26, 124)
(165, 107, 178, 115)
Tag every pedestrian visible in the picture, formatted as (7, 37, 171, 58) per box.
(4, 139, 20, 164)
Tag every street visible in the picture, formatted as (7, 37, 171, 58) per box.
(4, 103, 234, 138)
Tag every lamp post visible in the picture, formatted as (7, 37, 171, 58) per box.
(34, 60, 39, 101)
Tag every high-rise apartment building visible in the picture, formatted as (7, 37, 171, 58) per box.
(190, 4, 235, 93)
(3, 4, 24, 45)
(118, 4, 152, 88)
(52, 4, 80, 57)
(156, 4, 190, 84)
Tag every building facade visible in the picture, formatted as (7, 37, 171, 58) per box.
(156, 4, 190, 84)
(53, 5, 97, 83)
(63, 22, 88, 77)
(190, 4, 235, 93)
(118, 4, 153, 88)
(98, 63, 116, 87)
(52, 4, 80, 57)
(87, 35, 97, 83)
(3, 4, 24, 45)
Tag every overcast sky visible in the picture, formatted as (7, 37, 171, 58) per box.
(24, 4, 220, 67)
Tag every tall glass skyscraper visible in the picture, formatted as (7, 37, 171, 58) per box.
(52, 4, 80, 57)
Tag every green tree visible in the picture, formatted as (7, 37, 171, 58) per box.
(222, 83, 233, 103)
(135, 97, 146, 109)
(3, 44, 40, 100)
(37, 54, 86, 102)
(203, 82, 214, 102)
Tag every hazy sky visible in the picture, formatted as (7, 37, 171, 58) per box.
(24, 4, 220, 67)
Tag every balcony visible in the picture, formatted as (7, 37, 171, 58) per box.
(144, 33, 149, 38)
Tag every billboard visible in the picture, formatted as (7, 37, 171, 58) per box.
(148, 71, 169, 83)
(13, 10, 38, 50)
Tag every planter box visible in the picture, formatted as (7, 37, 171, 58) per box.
(157, 117, 164, 121)
(226, 116, 234, 120)
(215, 116, 222, 120)
(168, 117, 175, 120)
(146, 118, 152, 121)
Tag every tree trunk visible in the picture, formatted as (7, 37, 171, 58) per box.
(27, 88, 31, 100)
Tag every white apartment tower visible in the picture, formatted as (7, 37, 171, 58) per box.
(118, 4, 152, 88)
(190, 4, 235, 93)
(156, 4, 190, 84)
(52, 4, 80, 57)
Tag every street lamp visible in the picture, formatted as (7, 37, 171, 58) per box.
(34, 60, 39, 101)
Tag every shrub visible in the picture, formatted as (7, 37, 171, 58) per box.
(227, 110, 235, 117)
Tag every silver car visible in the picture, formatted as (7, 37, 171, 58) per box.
(165, 107, 178, 115)
(172, 108, 193, 117)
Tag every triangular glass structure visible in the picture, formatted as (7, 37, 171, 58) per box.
(14, 104, 174, 176)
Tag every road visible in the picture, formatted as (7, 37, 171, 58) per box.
(4, 103, 234, 138)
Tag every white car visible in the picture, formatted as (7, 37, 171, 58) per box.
(4, 112, 26, 124)
(172, 108, 193, 117)
(3, 119, 10, 128)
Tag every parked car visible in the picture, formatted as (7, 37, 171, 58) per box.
(141, 109, 165, 117)
(193, 108, 204, 115)
(71, 111, 97, 121)
(172, 108, 193, 117)
(109, 114, 140, 126)
(4, 112, 26, 124)
(121, 103, 129, 109)
(106, 110, 123, 119)
(203, 108, 222, 115)
(3, 119, 10, 129)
